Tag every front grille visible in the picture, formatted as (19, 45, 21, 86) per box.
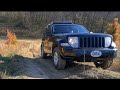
(79, 37, 105, 48)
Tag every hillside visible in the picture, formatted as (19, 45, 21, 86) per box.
(0, 12, 120, 38)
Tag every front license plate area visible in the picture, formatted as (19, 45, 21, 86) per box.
(90, 50, 102, 57)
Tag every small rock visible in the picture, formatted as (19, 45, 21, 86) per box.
(0, 60, 4, 64)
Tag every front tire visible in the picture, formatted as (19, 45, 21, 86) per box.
(53, 47, 66, 70)
(94, 59, 113, 69)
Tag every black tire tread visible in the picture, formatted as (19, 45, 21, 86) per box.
(53, 47, 66, 70)
(94, 59, 113, 69)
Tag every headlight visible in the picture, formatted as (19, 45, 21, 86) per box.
(111, 41, 116, 47)
(68, 37, 79, 48)
(105, 37, 112, 47)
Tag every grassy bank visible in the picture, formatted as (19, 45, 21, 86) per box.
(0, 56, 18, 79)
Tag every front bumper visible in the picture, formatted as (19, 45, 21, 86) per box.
(60, 47, 117, 62)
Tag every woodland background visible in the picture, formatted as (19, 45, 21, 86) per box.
(0, 12, 120, 38)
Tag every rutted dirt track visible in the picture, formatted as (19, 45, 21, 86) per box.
(19, 57, 120, 79)
(1, 39, 120, 79)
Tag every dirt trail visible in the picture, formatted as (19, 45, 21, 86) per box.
(19, 56, 120, 79)
(22, 58, 49, 79)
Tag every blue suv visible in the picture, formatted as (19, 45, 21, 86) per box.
(41, 21, 117, 69)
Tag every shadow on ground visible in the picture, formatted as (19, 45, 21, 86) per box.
(1, 55, 120, 79)
(0, 55, 95, 79)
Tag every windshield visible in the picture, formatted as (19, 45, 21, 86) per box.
(53, 24, 89, 34)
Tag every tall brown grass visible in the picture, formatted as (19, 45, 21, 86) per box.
(6, 29, 18, 45)
(0, 29, 18, 57)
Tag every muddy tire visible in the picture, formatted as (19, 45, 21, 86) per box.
(53, 47, 66, 70)
(41, 44, 47, 59)
(94, 59, 113, 69)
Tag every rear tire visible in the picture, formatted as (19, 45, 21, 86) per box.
(53, 47, 66, 70)
(41, 45, 47, 59)
(94, 59, 113, 69)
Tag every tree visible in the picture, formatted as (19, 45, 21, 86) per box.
(105, 18, 120, 47)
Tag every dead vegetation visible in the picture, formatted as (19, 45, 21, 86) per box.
(6, 29, 17, 45)
(105, 18, 120, 57)
(106, 18, 120, 46)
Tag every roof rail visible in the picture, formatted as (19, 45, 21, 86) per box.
(50, 20, 73, 24)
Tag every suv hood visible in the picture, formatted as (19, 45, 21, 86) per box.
(54, 33, 112, 37)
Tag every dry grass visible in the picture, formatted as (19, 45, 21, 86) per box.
(0, 42, 17, 57)
(6, 29, 18, 45)
(0, 39, 41, 58)
(16, 39, 41, 58)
